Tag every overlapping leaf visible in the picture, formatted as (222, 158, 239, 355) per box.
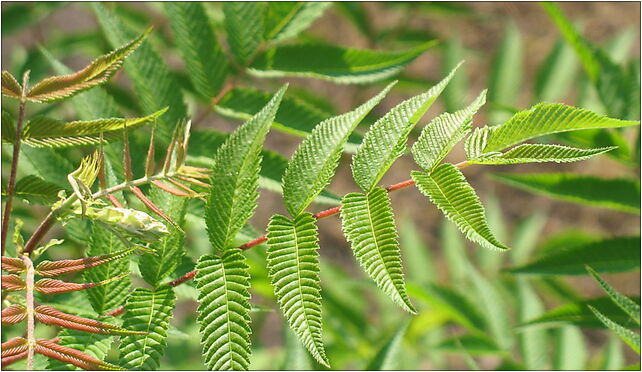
(25, 29, 149, 103)
(1, 70, 22, 99)
(195, 250, 252, 370)
(224, 2, 265, 65)
(266, 213, 329, 367)
(482, 103, 639, 152)
(119, 286, 176, 370)
(411, 89, 486, 171)
(587, 267, 640, 325)
(492, 173, 640, 214)
(19, 108, 166, 148)
(341, 187, 415, 313)
(589, 306, 640, 354)
(35, 339, 122, 371)
(46, 328, 113, 371)
(412, 164, 508, 251)
(3, 175, 62, 204)
(264, 2, 331, 42)
(282, 83, 393, 216)
(206, 86, 286, 252)
(352, 64, 460, 191)
(249, 43, 434, 84)
(468, 144, 615, 165)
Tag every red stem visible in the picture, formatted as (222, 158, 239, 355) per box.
(2, 71, 30, 255)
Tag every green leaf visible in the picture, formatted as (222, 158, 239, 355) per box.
(555, 128, 632, 165)
(352, 65, 460, 191)
(249, 42, 434, 84)
(440, 219, 469, 285)
(19, 108, 166, 148)
(601, 335, 625, 370)
(520, 296, 640, 329)
(264, 2, 331, 42)
(92, 3, 188, 143)
(206, 86, 286, 252)
(119, 286, 176, 370)
(223, 2, 265, 65)
(139, 189, 188, 287)
(399, 215, 435, 285)
(491, 173, 640, 214)
(164, 2, 228, 99)
(587, 266, 640, 325)
(266, 213, 329, 367)
(516, 279, 548, 369)
(19, 146, 74, 188)
(435, 334, 503, 355)
(46, 325, 114, 371)
(468, 144, 616, 165)
(507, 236, 640, 276)
(83, 223, 131, 315)
(26, 29, 149, 103)
(554, 326, 587, 370)
(282, 83, 392, 216)
(442, 35, 469, 112)
(412, 164, 508, 251)
(340, 187, 415, 313)
(535, 38, 578, 102)
(589, 306, 640, 354)
(4, 175, 62, 204)
(281, 327, 313, 370)
(366, 320, 409, 370)
(195, 250, 252, 370)
(2, 109, 16, 143)
(483, 103, 639, 153)
(488, 21, 522, 123)
(412, 89, 486, 171)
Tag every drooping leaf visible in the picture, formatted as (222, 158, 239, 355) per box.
(341, 187, 415, 313)
(164, 2, 228, 99)
(195, 250, 252, 370)
(589, 306, 640, 354)
(520, 296, 640, 329)
(352, 65, 460, 191)
(4, 175, 62, 204)
(206, 86, 286, 252)
(83, 223, 131, 315)
(1, 304, 26, 325)
(488, 21, 522, 124)
(282, 83, 393, 216)
(26, 29, 149, 103)
(412, 89, 486, 171)
(249, 42, 434, 84)
(587, 266, 640, 325)
(412, 164, 508, 251)
(266, 213, 329, 367)
(19, 108, 166, 148)
(92, 3, 188, 143)
(119, 286, 176, 370)
(366, 320, 409, 370)
(507, 236, 640, 275)
(482, 103, 639, 153)
(468, 144, 616, 165)
(35, 339, 122, 371)
(46, 327, 113, 371)
(491, 173, 640, 214)
(223, 2, 265, 65)
(139, 188, 188, 287)
(264, 2, 331, 42)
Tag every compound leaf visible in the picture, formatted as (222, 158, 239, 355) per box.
(468, 144, 615, 165)
(224, 2, 265, 65)
(195, 250, 252, 370)
(412, 164, 508, 251)
(283, 83, 393, 216)
(206, 86, 286, 252)
(352, 64, 460, 191)
(46, 327, 113, 371)
(266, 213, 329, 367)
(340, 187, 415, 313)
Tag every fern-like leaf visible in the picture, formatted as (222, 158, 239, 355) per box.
(340, 187, 415, 313)
(26, 29, 149, 103)
(282, 83, 393, 216)
(164, 2, 228, 99)
(412, 164, 508, 251)
(118, 286, 176, 370)
(249, 43, 434, 84)
(19, 108, 166, 148)
(195, 250, 252, 370)
(266, 213, 329, 367)
(46, 327, 113, 371)
(468, 144, 616, 165)
(206, 86, 286, 252)
(483, 103, 639, 152)
(588, 306, 640, 354)
(352, 64, 460, 191)
(5, 175, 62, 204)
(224, 2, 265, 65)
(587, 266, 640, 325)
(411, 89, 486, 171)
(35, 339, 122, 371)
(264, 2, 331, 42)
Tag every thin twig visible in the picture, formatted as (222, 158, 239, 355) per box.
(1, 71, 30, 255)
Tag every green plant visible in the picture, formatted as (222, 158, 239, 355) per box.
(2, 2, 640, 371)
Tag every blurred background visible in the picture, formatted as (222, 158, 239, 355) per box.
(2, 2, 640, 370)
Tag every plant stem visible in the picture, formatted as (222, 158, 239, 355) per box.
(1, 71, 30, 256)
(22, 256, 36, 371)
